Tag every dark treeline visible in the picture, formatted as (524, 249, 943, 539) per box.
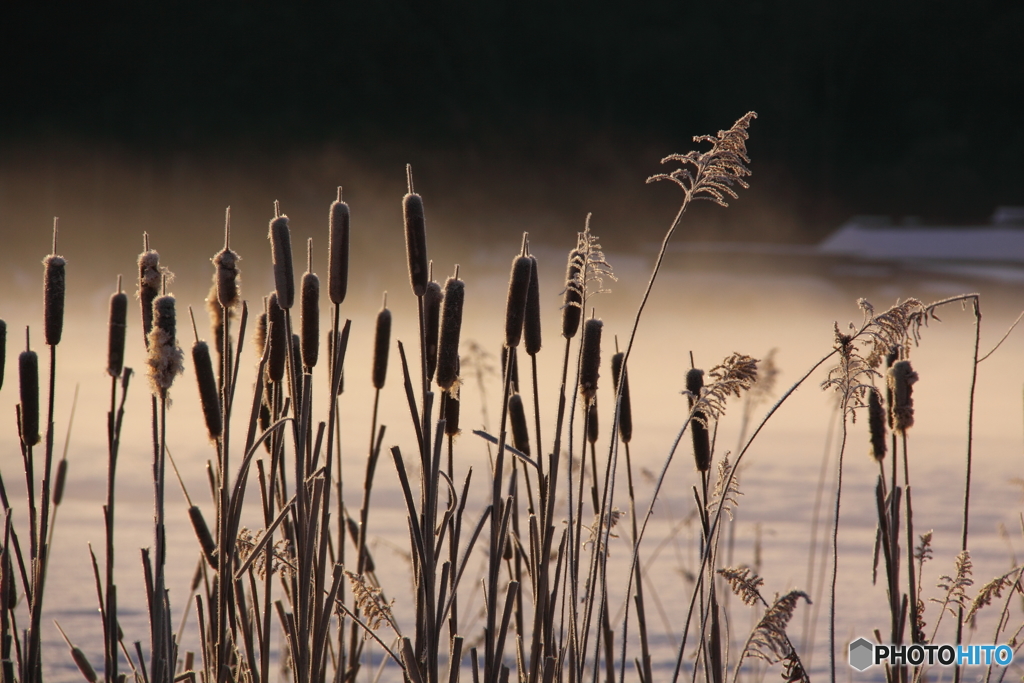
(4, 1, 1022, 240)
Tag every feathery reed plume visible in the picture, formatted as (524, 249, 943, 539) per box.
(505, 248, 532, 348)
(373, 296, 392, 390)
(611, 351, 632, 443)
(686, 368, 711, 472)
(137, 236, 163, 346)
(43, 224, 65, 346)
(254, 312, 267, 359)
(740, 591, 810, 667)
(213, 208, 240, 309)
(269, 211, 295, 309)
(561, 248, 584, 339)
(267, 292, 287, 383)
(107, 279, 128, 378)
(19, 331, 40, 445)
(524, 255, 542, 356)
(436, 275, 465, 393)
(301, 239, 320, 370)
(586, 399, 598, 445)
(867, 388, 887, 461)
(192, 340, 222, 439)
(147, 295, 183, 397)
(329, 187, 350, 305)
(424, 279, 443, 381)
(508, 392, 530, 456)
(579, 316, 603, 402)
(0, 319, 5, 391)
(403, 166, 429, 297)
(888, 360, 918, 434)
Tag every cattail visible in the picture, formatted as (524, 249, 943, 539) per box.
(443, 388, 461, 437)
(687, 368, 711, 471)
(403, 167, 429, 297)
(561, 249, 584, 339)
(53, 458, 68, 506)
(436, 276, 465, 393)
(213, 207, 240, 308)
(107, 281, 128, 378)
(301, 240, 320, 370)
(868, 388, 887, 461)
(884, 348, 898, 429)
(147, 295, 183, 397)
(268, 211, 295, 309)
(424, 280, 443, 381)
(586, 399, 599, 445)
(267, 293, 287, 383)
(888, 360, 918, 434)
(508, 392, 531, 456)
(137, 237, 162, 345)
(69, 645, 98, 683)
(19, 335, 39, 446)
(501, 347, 520, 393)
(372, 298, 391, 390)
(0, 319, 8, 391)
(205, 283, 226, 356)
(254, 312, 268, 359)
(611, 352, 632, 444)
(188, 505, 218, 566)
(259, 401, 272, 452)
(329, 188, 350, 305)
(524, 255, 542, 356)
(43, 252, 66, 347)
(192, 341, 222, 439)
(579, 317, 602, 402)
(505, 253, 532, 348)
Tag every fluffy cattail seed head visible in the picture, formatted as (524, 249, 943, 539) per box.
(137, 243, 162, 346)
(43, 254, 66, 346)
(267, 293, 287, 383)
(0, 319, 8, 391)
(505, 254, 532, 348)
(868, 388, 887, 461)
(561, 249, 584, 339)
(508, 392, 530, 456)
(301, 244, 320, 370)
(372, 299, 391, 390)
(424, 280, 443, 381)
(524, 256, 542, 356)
(192, 341, 222, 439)
(147, 295, 183, 397)
(19, 341, 40, 446)
(403, 169, 429, 297)
(329, 189, 350, 305)
(888, 360, 918, 434)
(611, 352, 632, 444)
(213, 209, 240, 308)
(579, 317, 603, 402)
(436, 277, 465, 393)
(268, 214, 295, 309)
(107, 286, 128, 378)
(686, 368, 710, 471)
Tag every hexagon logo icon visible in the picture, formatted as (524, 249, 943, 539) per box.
(849, 637, 874, 671)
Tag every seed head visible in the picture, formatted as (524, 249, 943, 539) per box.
(586, 399, 599, 446)
(147, 295, 184, 397)
(505, 254, 532, 348)
(436, 276, 465, 393)
(508, 392, 530, 456)
(43, 253, 66, 346)
(372, 300, 392, 390)
(267, 293, 287, 383)
(524, 255, 542, 356)
(687, 368, 711, 471)
(579, 317, 603, 402)
(888, 360, 918, 434)
(188, 505, 218, 566)
(611, 352, 632, 444)
(213, 208, 240, 308)
(107, 284, 128, 378)
(268, 213, 295, 309)
(254, 312, 268, 359)
(137, 241, 163, 346)
(403, 167, 429, 297)
(329, 189, 350, 305)
(561, 249, 584, 339)
(0, 319, 7, 392)
(19, 338, 40, 446)
(868, 388, 887, 461)
(443, 389, 461, 437)
(424, 280, 443, 381)
(192, 340, 222, 439)
(301, 240, 320, 370)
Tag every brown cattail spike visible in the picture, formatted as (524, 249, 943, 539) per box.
(107, 284, 128, 378)
(301, 239, 320, 370)
(269, 214, 295, 309)
(19, 339, 40, 446)
(138, 238, 162, 346)
(888, 360, 918, 434)
(686, 368, 711, 471)
(213, 208, 241, 308)
(579, 317, 603, 402)
(505, 254, 532, 348)
(372, 297, 392, 390)
(524, 255, 542, 356)
(403, 168, 429, 297)
(188, 505, 218, 566)
(611, 352, 632, 444)
(868, 388, 887, 461)
(586, 399, 599, 445)
(43, 239, 66, 347)
(329, 189, 350, 305)
(192, 341, 222, 439)
(147, 295, 183, 397)
(561, 249, 584, 339)
(53, 459, 68, 506)
(254, 312, 268, 359)
(436, 277, 465, 393)
(0, 319, 7, 391)
(424, 280, 443, 381)
(267, 293, 287, 383)
(508, 392, 530, 456)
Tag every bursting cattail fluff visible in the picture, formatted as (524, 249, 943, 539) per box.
(686, 368, 711, 472)
(524, 255, 542, 356)
(0, 319, 7, 391)
(436, 277, 464, 393)
(268, 215, 295, 309)
(424, 280, 443, 381)
(147, 295, 183, 397)
(505, 255, 532, 348)
(192, 341, 222, 439)
(611, 352, 632, 444)
(137, 248, 162, 345)
(508, 392, 530, 456)
(19, 342, 40, 446)
(43, 254, 66, 346)
(403, 188, 429, 297)
(329, 192, 350, 305)
(579, 317, 603, 402)
(107, 288, 127, 378)
(372, 302, 391, 390)
(888, 360, 918, 434)
(561, 248, 584, 339)
(212, 237, 240, 310)
(868, 388, 887, 461)
(301, 269, 320, 370)
(267, 293, 287, 383)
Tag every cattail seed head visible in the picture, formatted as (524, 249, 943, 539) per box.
(424, 280, 443, 381)
(443, 388, 461, 437)
(43, 254, 66, 346)
(254, 312, 268, 359)
(70, 645, 98, 683)
(611, 352, 632, 444)
(868, 388, 887, 461)
(372, 301, 391, 390)
(267, 293, 287, 383)
(188, 505, 218, 566)
(269, 215, 295, 309)
(53, 458, 68, 506)
(561, 249, 584, 339)
(291, 333, 303, 377)
(329, 191, 350, 305)
(107, 288, 128, 378)
(505, 255, 532, 348)
(259, 400, 272, 452)
(0, 319, 8, 391)
(137, 247, 162, 346)
(205, 283, 227, 356)
(403, 182, 429, 296)
(579, 317, 603, 402)
(587, 399, 599, 445)
(524, 256, 542, 356)
(301, 270, 320, 370)
(147, 295, 183, 397)
(192, 341, 222, 439)
(436, 277, 465, 393)
(885, 348, 898, 429)
(508, 392, 530, 456)
(887, 360, 918, 434)
(686, 368, 710, 471)
(213, 209, 240, 308)
(19, 343, 40, 446)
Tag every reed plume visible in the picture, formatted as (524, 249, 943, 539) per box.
(301, 239, 320, 370)
(19, 333, 40, 446)
(403, 166, 429, 297)
(579, 317, 603, 402)
(373, 296, 391, 390)
(436, 275, 465, 393)
(269, 210, 295, 309)
(107, 280, 128, 378)
(329, 188, 350, 305)
(147, 295, 183, 397)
